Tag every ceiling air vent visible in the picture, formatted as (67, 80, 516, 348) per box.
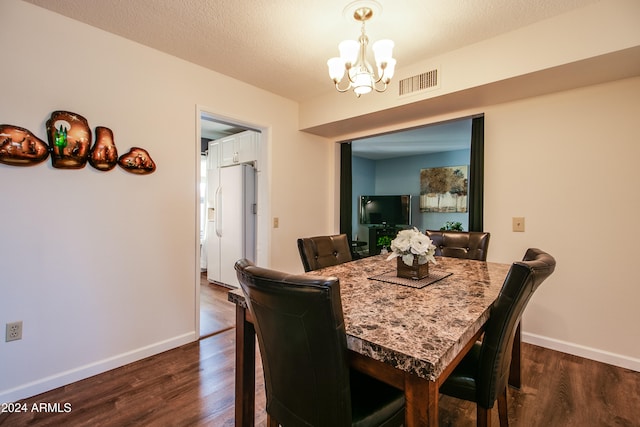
(399, 68, 439, 96)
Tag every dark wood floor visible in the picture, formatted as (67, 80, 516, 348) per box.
(2, 282, 639, 427)
(200, 273, 236, 338)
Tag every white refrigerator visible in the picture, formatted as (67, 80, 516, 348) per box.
(206, 144, 256, 288)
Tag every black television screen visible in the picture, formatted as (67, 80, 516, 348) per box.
(359, 195, 411, 226)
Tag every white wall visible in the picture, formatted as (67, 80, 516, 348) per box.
(0, 0, 332, 402)
(483, 77, 640, 367)
(374, 150, 471, 232)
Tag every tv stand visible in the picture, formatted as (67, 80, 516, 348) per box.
(368, 226, 402, 255)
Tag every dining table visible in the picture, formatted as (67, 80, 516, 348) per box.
(228, 254, 513, 427)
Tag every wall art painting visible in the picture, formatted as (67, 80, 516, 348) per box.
(420, 165, 468, 213)
(0, 125, 50, 166)
(46, 111, 92, 169)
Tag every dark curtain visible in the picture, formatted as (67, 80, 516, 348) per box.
(339, 143, 352, 242)
(468, 116, 484, 232)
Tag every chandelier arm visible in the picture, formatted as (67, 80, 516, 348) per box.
(334, 80, 353, 93)
(373, 64, 390, 92)
(345, 65, 357, 85)
(373, 82, 388, 93)
(373, 72, 384, 85)
(373, 63, 388, 84)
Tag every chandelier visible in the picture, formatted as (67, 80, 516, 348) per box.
(327, 1, 396, 97)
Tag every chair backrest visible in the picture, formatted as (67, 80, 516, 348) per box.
(235, 258, 353, 426)
(297, 234, 353, 272)
(476, 248, 556, 408)
(425, 230, 491, 261)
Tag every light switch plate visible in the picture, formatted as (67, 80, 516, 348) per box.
(512, 217, 525, 232)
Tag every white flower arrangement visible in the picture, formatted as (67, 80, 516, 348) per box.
(386, 227, 437, 266)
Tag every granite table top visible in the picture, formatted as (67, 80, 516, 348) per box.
(228, 255, 511, 382)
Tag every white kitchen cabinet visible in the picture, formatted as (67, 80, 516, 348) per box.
(220, 130, 259, 166)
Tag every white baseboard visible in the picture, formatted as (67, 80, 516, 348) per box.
(0, 332, 197, 403)
(4, 331, 637, 404)
(522, 332, 640, 372)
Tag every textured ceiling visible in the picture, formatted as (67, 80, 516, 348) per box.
(23, 0, 601, 103)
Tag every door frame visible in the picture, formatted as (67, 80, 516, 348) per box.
(195, 105, 270, 339)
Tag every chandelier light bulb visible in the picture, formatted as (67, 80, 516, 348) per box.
(327, 57, 346, 82)
(339, 40, 359, 66)
(372, 39, 394, 65)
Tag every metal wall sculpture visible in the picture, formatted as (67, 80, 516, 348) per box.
(90, 126, 119, 171)
(47, 111, 92, 169)
(0, 125, 50, 166)
(118, 147, 156, 174)
(0, 110, 155, 174)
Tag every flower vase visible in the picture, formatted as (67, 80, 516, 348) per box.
(397, 256, 429, 280)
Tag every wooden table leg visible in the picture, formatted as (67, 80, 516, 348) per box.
(404, 373, 438, 427)
(509, 321, 522, 389)
(235, 304, 256, 427)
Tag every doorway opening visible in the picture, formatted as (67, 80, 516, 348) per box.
(341, 115, 484, 258)
(196, 108, 268, 339)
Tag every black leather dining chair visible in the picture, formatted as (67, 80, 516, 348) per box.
(235, 259, 405, 427)
(425, 230, 491, 261)
(297, 233, 353, 272)
(439, 248, 556, 427)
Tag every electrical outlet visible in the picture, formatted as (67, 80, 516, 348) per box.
(6, 321, 23, 342)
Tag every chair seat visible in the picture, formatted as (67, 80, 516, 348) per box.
(350, 370, 405, 427)
(439, 343, 481, 403)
